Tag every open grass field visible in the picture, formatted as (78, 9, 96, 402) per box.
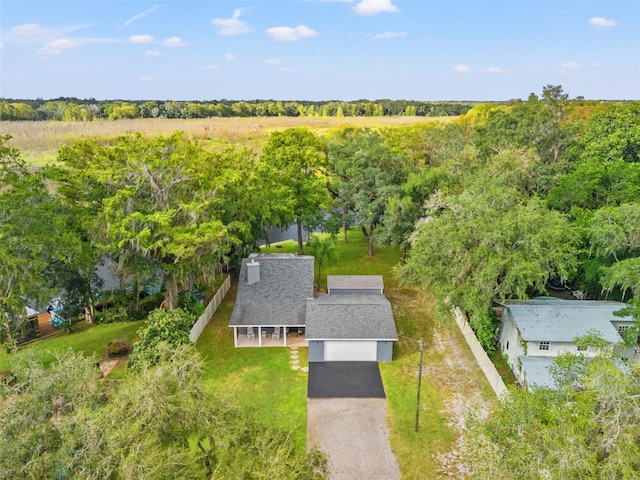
(0, 115, 456, 166)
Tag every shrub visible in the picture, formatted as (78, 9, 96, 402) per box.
(107, 338, 129, 357)
(177, 291, 205, 319)
(127, 308, 195, 371)
(471, 308, 500, 352)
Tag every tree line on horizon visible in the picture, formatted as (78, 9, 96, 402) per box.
(0, 97, 476, 121)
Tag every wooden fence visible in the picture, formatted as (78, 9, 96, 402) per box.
(189, 276, 231, 343)
(453, 307, 507, 398)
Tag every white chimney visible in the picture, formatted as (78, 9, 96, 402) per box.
(247, 259, 260, 285)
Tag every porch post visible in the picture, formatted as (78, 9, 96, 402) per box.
(233, 327, 238, 348)
(283, 325, 287, 347)
(258, 327, 262, 347)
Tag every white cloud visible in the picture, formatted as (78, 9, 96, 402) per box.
(373, 31, 407, 40)
(590, 61, 602, 68)
(224, 53, 235, 61)
(453, 64, 471, 74)
(266, 57, 282, 65)
(354, 0, 398, 16)
(163, 36, 186, 47)
(589, 16, 617, 27)
(266, 25, 318, 41)
(561, 61, 580, 69)
(120, 5, 159, 29)
(129, 34, 153, 44)
(12, 23, 56, 37)
(487, 66, 508, 74)
(38, 38, 80, 55)
(211, 9, 253, 36)
(204, 64, 219, 70)
(145, 50, 162, 56)
(139, 75, 154, 82)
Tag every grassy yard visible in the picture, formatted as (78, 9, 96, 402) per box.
(0, 320, 142, 377)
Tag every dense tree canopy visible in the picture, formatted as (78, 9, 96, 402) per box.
(466, 347, 640, 478)
(0, 345, 328, 479)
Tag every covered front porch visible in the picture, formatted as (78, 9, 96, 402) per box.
(233, 326, 308, 348)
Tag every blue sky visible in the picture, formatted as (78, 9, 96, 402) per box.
(1, 0, 638, 101)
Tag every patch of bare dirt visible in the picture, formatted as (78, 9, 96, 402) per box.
(424, 327, 493, 478)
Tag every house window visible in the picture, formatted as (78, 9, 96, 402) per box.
(577, 345, 587, 351)
(539, 341, 550, 351)
(506, 341, 509, 350)
(618, 325, 630, 334)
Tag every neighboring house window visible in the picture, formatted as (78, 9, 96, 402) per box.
(506, 341, 509, 350)
(539, 341, 550, 351)
(577, 345, 587, 351)
(618, 325, 630, 334)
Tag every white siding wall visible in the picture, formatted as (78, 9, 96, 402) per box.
(498, 311, 524, 377)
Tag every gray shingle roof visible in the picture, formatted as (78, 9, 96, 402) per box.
(229, 254, 314, 327)
(327, 275, 384, 291)
(502, 299, 632, 343)
(306, 294, 398, 340)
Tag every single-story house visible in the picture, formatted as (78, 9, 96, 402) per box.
(228, 253, 398, 361)
(498, 298, 636, 389)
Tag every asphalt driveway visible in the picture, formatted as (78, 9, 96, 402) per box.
(307, 361, 386, 398)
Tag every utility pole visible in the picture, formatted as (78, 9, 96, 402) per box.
(415, 338, 424, 432)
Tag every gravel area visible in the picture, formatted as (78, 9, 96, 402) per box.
(425, 327, 493, 478)
(307, 398, 401, 480)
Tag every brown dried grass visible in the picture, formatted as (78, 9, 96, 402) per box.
(0, 116, 454, 166)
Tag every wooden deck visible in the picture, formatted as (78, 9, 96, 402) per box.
(37, 312, 62, 339)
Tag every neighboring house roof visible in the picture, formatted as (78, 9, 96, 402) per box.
(518, 356, 557, 389)
(229, 254, 314, 327)
(306, 294, 398, 341)
(501, 299, 632, 344)
(327, 275, 384, 291)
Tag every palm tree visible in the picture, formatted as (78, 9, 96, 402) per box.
(305, 234, 338, 289)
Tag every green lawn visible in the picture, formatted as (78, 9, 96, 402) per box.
(195, 292, 310, 451)
(0, 321, 142, 374)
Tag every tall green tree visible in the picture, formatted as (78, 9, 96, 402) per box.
(258, 128, 330, 254)
(328, 128, 410, 256)
(396, 179, 578, 327)
(0, 136, 74, 342)
(58, 134, 240, 310)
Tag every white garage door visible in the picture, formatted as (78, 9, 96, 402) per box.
(324, 340, 377, 361)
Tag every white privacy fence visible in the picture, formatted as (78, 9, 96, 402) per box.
(189, 276, 231, 343)
(453, 307, 507, 398)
